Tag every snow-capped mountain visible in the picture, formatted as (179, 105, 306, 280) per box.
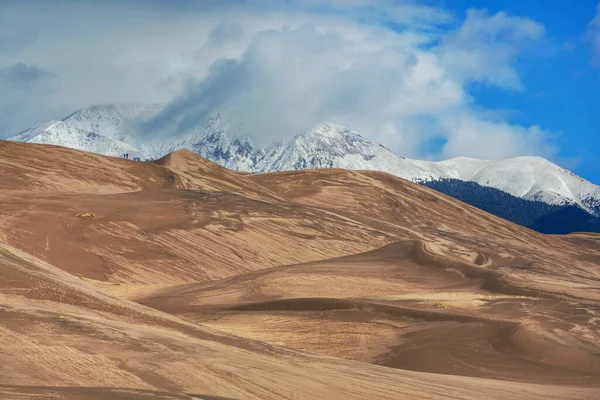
(149, 113, 261, 171)
(255, 123, 454, 180)
(256, 123, 600, 215)
(254, 123, 440, 177)
(433, 157, 600, 214)
(11, 120, 149, 159)
(422, 178, 600, 235)
(61, 103, 162, 143)
(7, 103, 600, 219)
(11, 105, 259, 169)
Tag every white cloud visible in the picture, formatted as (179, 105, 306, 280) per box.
(289, 0, 455, 28)
(439, 115, 557, 160)
(438, 9, 545, 90)
(0, 0, 557, 161)
(588, 2, 600, 65)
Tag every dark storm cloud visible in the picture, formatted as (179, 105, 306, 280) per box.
(141, 58, 249, 135)
(0, 63, 56, 89)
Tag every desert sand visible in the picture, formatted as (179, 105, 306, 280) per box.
(0, 141, 599, 399)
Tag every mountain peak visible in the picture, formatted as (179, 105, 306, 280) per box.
(10, 117, 148, 159)
(290, 122, 377, 149)
(444, 156, 490, 163)
(61, 103, 162, 143)
(309, 122, 350, 134)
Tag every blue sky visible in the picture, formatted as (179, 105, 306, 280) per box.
(440, 0, 600, 182)
(0, 0, 599, 182)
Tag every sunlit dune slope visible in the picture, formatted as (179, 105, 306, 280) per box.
(1, 141, 599, 399)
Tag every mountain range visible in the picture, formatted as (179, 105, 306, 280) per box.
(9, 103, 600, 233)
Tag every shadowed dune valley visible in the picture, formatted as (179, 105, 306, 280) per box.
(1, 141, 600, 400)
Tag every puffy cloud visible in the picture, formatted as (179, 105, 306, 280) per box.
(146, 10, 552, 159)
(588, 2, 600, 65)
(439, 115, 557, 160)
(0, 0, 556, 161)
(438, 9, 544, 90)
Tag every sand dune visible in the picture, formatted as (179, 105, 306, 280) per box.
(1, 141, 599, 399)
(138, 240, 600, 386)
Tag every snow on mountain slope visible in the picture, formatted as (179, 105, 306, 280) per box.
(61, 105, 259, 170)
(61, 104, 162, 142)
(154, 113, 260, 172)
(434, 157, 494, 180)
(10, 120, 149, 159)
(255, 123, 447, 180)
(458, 157, 578, 202)
(433, 156, 600, 213)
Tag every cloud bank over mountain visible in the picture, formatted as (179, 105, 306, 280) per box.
(0, 0, 562, 160)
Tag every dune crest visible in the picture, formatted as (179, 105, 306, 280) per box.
(1, 142, 600, 399)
